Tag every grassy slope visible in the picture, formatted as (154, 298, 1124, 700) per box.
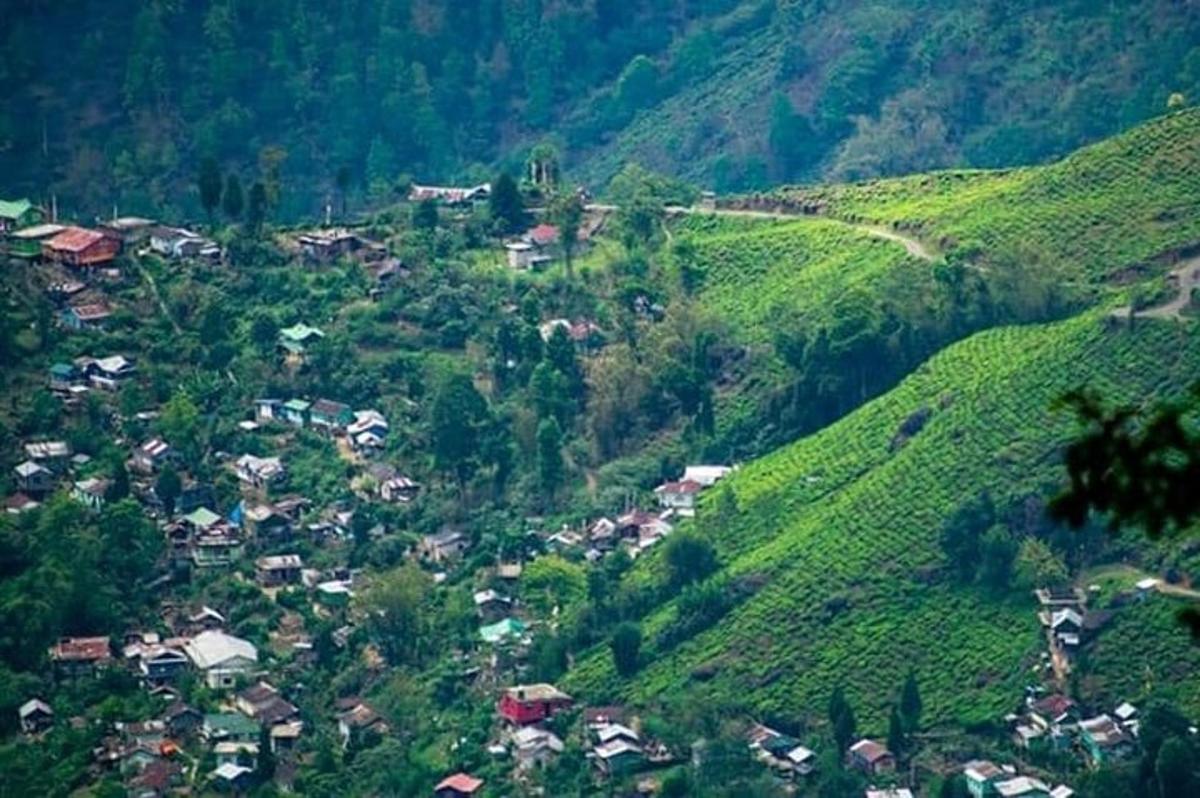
(564, 112, 1200, 732)
(775, 109, 1200, 282)
(567, 314, 1200, 730)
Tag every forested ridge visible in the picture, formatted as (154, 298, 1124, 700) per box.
(3, 0, 1200, 219)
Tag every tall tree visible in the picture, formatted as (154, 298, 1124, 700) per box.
(430, 372, 488, 486)
(900, 670, 922, 732)
(222, 173, 243, 219)
(663, 531, 718, 588)
(887, 705, 906, 756)
(154, 465, 181, 517)
(489, 172, 525, 234)
(198, 156, 223, 222)
(247, 181, 268, 232)
(536, 417, 565, 496)
(829, 686, 857, 754)
(549, 191, 584, 278)
(610, 621, 642, 676)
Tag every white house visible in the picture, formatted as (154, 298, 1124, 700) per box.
(682, 465, 733, 486)
(183, 631, 258, 689)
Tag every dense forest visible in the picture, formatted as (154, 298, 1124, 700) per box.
(2, 0, 1200, 219)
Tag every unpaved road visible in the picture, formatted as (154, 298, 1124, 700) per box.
(1135, 255, 1200, 320)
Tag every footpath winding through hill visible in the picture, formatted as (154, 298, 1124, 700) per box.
(1110, 255, 1200, 321)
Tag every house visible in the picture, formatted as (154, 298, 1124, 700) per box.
(202, 712, 260, 744)
(24, 439, 72, 467)
(654, 479, 703, 514)
(348, 409, 389, 448)
(473, 589, 513, 620)
(100, 216, 155, 243)
(1034, 586, 1085, 609)
(235, 454, 286, 489)
(42, 226, 121, 268)
(964, 760, 1006, 798)
(72, 477, 110, 512)
(212, 762, 254, 791)
(479, 617, 528, 645)
(749, 725, 815, 777)
(0, 198, 44, 232)
(297, 229, 377, 262)
(61, 301, 113, 331)
(81, 355, 137, 389)
(497, 683, 573, 726)
(129, 759, 183, 798)
(309, 399, 354, 433)
(278, 323, 325, 356)
(49, 362, 80, 392)
(409, 183, 490, 205)
(5, 222, 64, 259)
(254, 399, 283, 424)
(18, 699, 53, 734)
(49, 636, 112, 677)
(380, 475, 420, 504)
(682, 464, 733, 486)
(135, 645, 190, 686)
(1079, 715, 1134, 767)
(131, 438, 173, 474)
(281, 398, 311, 427)
(255, 554, 304, 587)
(14, 460, 53, 494)
(244, 503, 293, 539)
(189, 530, 241, 568)
(269, 721, 304, 754)
(336, 700, 389, 749)
(119, 720, 168, 749)
(183, 631, 258, 689)
(183, 506, 225, 533)
(994, 777, 1051, 798)
(847, 739, 895, 776)
(511, 726, 564, 770)
(235, 682, 299, 726)
(505, 240, 550, 270)
(419, 530, 468, 563)
(148, 226, 219, 260)
(1135, 577, 1160, 599)
(1113, 702, 1139, 734)
(434, 772, 484, 797)
(593, 738, 645, 775)
(5, 493, 40, 515)
(163, 702, 203, 738)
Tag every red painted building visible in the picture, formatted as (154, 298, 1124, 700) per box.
(497, 683, 572, 725)
(42, 227, 121, 268)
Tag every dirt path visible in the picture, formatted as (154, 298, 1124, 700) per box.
(1112, 255, 1200, 320)
(659, 203, 939, 263)
(134, 256, 182, 334)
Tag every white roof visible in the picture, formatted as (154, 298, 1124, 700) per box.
(15, 460, 49, 477)
(682, 464, 733, 486)
(94, 355, 131, 373)
(595, 723, 640, 744)
(594, 739, 642, 759)
(473, 589, 509, 606)
(213, 762, 252, 781)
(256, 554, 303, 570)
(1135, 577, 1159, 590)
(786, 745, 815, 764)
(19, 698, 52, 718)
(866, 791, 914, 798)
(1050, 787, 1074, 798)
(1050, 608, 1083, 628)
(1114, 702, 1138, 721)
(995, 777, 1051, 797)
(512, 726, 563, 751)
(183, 630, 257, 670)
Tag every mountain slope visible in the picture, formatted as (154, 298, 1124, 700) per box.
(566, 313, 1200, 730)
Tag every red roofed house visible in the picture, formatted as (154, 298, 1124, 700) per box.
(49, 636, 112, 678)
(61, 302, 113, 331)
(847, 738, 895, 776)
(654, 479, 704, 514)
(42, 227, 121, 268)
(497, 683, 572, 726)
(526, 223, 560, 248)
(435, 772, 483, 797)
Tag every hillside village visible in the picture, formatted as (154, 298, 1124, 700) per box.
(2, 106, 1200, 798)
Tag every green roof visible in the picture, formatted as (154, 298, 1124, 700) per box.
(283, 399, 311, 412)
(204, 713, 259, 737)
(50, 363, 75, 378)
(0, 199, 32, 221)
(479, 617, 528, 643)
(184, 507, 222, 528)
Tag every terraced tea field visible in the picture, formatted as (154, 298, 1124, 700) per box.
(566, 313, 1200, 730)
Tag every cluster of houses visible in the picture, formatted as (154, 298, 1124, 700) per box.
(1009, 691, 1140, 769)
(962, 759, 1074, 798)
(252, 397, 391, 453)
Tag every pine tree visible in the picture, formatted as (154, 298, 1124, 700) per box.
(900, 670, 923, 732)
(222, 173, 243, 219)
(489, 172, 525, 234)
(247, 182, 268, 233)
(887, 705, 906, 756)
(198, 156, 223, 223)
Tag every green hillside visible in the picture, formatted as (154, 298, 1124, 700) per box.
(3, 1, 1200, 217)
(566, 313, 1200, 731)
